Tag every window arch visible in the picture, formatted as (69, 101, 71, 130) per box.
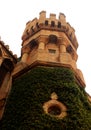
(48, 35, 57, 43)
(29, 39, 38, 51)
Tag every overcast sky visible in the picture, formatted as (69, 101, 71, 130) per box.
(0, 0, 91, 95)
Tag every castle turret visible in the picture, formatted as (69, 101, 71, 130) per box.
(20, 11, 85, 87)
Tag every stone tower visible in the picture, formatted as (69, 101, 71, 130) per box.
(15, 11, 85, 87)
(1, 11, 91, 130)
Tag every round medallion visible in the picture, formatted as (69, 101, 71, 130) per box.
(43, 92, 67, 118)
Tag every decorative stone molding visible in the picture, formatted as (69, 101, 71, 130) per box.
(43, 92, 67, 119)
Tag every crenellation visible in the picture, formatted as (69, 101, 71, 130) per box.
(9, 50, 13, 55)
(13, 54, 17, 59)
(27, 18, 38, 32)
(50, 13, 56, 20)
(5, 45, 9, 50)
(31, 18, 38, 28)
(26, 20, 31, 25)
(39, 11, 46, 18)
(59, 13, 66, 23)
(39, 11, 46, 24)
(21, 11, 78, 50)
(67, 23, 75, 36)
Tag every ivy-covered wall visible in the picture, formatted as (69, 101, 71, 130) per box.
(1, 66, 91, 130)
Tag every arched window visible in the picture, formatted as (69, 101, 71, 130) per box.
(51, 21, 55, 27)
(48, 35, 57, 43)
(66, 45, 73, 53)
(58, 22, 61, 28)
(30, 39, 38, 51)
(45, 20, 48, 26)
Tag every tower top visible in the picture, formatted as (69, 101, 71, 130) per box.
(22, 11, 78, 49)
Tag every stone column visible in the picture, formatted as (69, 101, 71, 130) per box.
(38, 36, 47, 50)
(60, 44, 66, 53)
(21, 45, 30, 63)
(59, 39, 67, 53)
(21, 53, 28, 63)
(38, 42, 45, 50)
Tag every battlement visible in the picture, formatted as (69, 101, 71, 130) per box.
(22, 11, 78, 49)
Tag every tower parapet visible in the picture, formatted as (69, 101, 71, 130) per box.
(22, 11, 78, 49)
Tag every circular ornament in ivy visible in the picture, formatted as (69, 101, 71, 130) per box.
(43, 92, 67, 118)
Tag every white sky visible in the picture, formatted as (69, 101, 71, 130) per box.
(0, 0, 91, 95)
